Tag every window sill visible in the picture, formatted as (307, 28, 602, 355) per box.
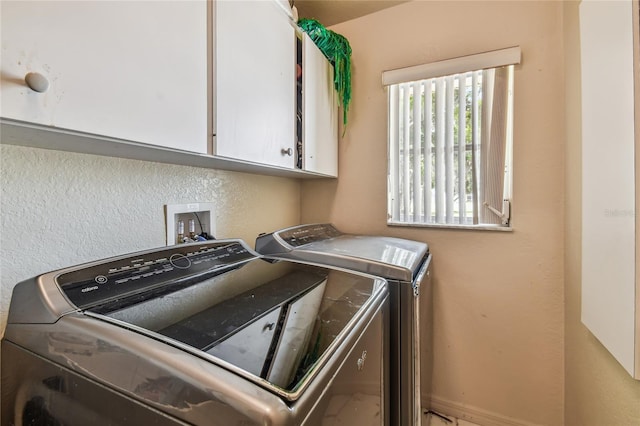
(387, 221, 513, 232)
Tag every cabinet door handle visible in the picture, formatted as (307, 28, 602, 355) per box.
(25, 72, 50, 93)
(281, 148, 293, 156)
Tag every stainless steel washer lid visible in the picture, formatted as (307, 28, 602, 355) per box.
(256, 224, 429, 281)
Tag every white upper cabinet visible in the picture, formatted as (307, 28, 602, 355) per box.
(214, 0, 296, 169)
(300, 32, 338, 177)
(0, 1, 208, 154)
(580, 0, 639, 379)
(1, 0, 337, 178)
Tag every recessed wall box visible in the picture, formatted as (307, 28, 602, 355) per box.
(165, 202, 215, 245)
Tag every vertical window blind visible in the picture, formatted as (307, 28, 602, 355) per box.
(384, 47, 520, 228)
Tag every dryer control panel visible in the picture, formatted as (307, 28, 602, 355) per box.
(257, 223, 342, 251)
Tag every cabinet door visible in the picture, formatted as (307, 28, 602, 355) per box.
(215, 0, 296, 168)
(302, 33, 338, 177)
(0, 1, 208, 154)
(580, 0, 639, 379)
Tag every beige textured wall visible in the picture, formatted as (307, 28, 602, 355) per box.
(302, 2, 565, 425)
(0, 144, 301, 338)
(564, 1, 640, 425)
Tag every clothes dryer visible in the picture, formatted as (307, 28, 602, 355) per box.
(256, 223, 432, 426)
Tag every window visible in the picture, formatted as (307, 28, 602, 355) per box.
(384, 47, 520, 229)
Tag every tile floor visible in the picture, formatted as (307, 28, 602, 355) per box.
(425, 411, 482, 426)
(318, 392, 482, 426)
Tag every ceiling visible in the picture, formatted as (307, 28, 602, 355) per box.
(292, 0, 409, 27)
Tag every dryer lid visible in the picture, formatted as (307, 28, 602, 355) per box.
(256, 223, 429, 281)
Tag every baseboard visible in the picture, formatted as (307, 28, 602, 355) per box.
(428, 395, 544, 426)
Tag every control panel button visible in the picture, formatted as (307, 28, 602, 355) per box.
(169, 253, 192, 269)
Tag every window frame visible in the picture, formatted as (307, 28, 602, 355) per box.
(383, 47, 521, 231)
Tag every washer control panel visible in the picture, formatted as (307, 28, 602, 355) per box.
(57, 240, 256, 310)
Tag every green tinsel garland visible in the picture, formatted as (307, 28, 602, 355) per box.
(298, 18, 352, 129)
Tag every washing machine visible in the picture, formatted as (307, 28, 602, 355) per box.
(256, 223, 432, 426)
(2, 238, 389, 425)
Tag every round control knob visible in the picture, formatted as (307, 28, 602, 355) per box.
(169, 253, 192, 269)
(25, 72, 49, 93)
(281, 148, 293, 156)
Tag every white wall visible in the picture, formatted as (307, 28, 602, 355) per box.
(302, 2, 565, 425)
(0, 144, 301, 337)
